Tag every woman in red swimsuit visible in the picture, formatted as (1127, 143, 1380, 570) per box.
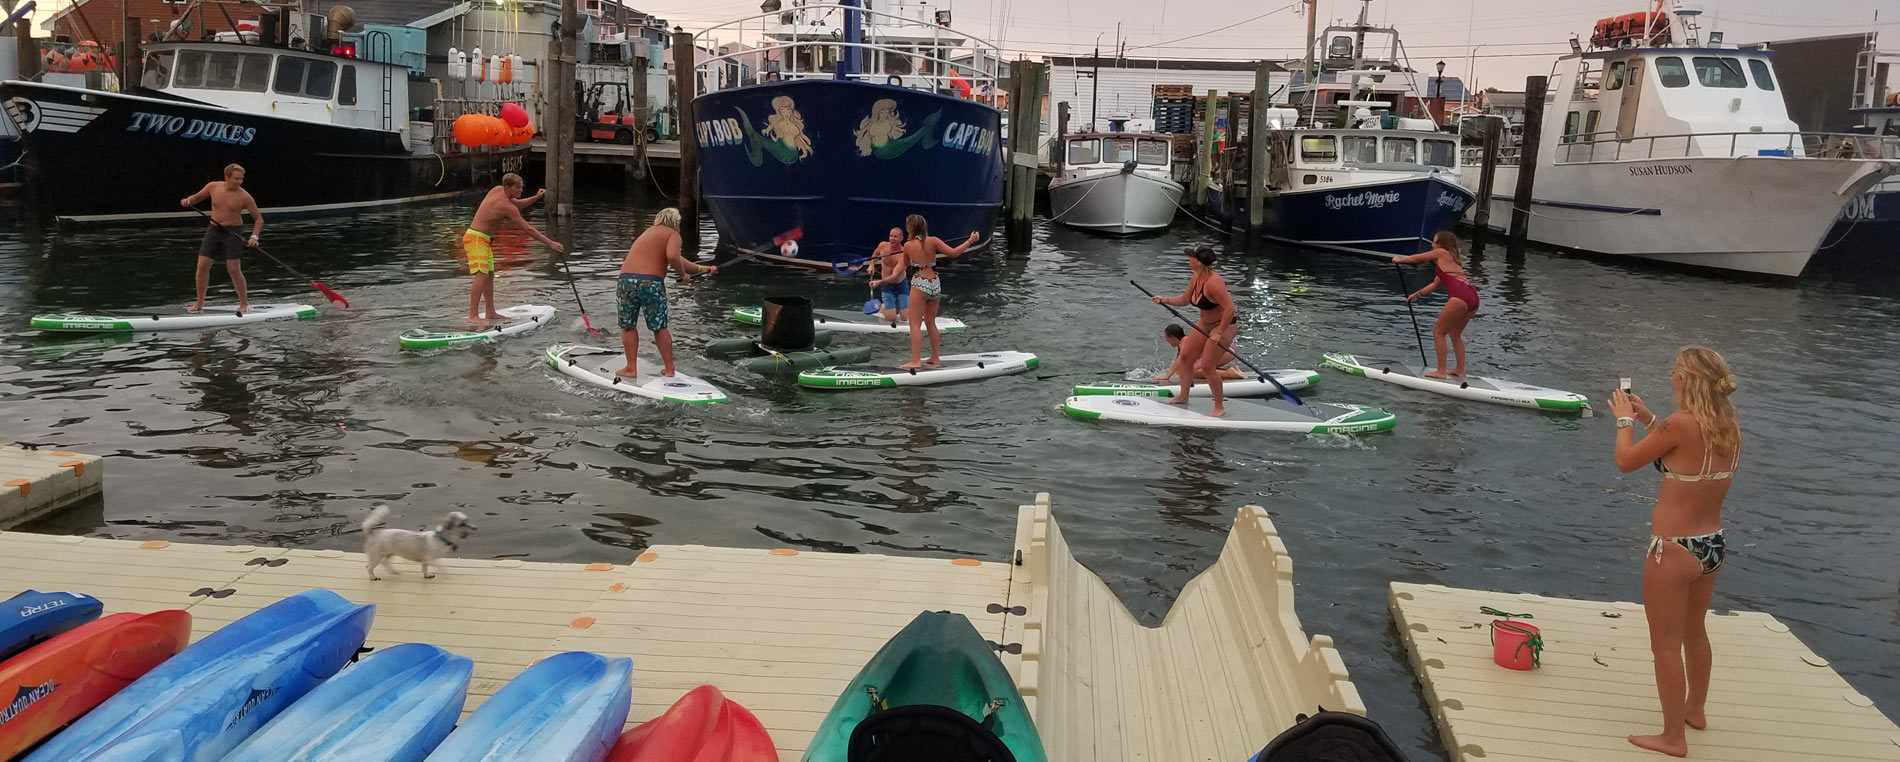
(1392, 231, 1478, 379)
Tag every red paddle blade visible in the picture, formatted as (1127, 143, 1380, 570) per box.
(312, 282, 349, 309)
(771, 227, 803, 245)
(580, 313, 603, 337)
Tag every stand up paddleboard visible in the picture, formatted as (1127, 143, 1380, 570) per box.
(1072, 369, 1319, 398)
(797, 351, 1038, 389)
(30, 304, 317, 332)
(732, 306, 967, 334)
(399, 305, 556, 350)
(546, 344, 728, 404)
(1322, 353, 1590, 412)
(1062, 395, 1396, 433)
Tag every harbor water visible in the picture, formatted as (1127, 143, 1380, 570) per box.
(2, 194, 1895, 759)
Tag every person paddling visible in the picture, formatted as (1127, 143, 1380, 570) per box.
(894, 214, 981, 370)
(463, 173, 561, 323)
(1150, 245, 1237, 417)
(1391, 231, 1477, 379)
(616, 208, 714, 378)
(180, 164, 261, 314)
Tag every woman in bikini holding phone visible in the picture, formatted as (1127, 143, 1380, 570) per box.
(1608, 346, 1741, 758)
(1391, 231, 1478, 379)
(896, 214, 981, 370)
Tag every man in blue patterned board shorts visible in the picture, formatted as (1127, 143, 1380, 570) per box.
(616, 208, 715, 378)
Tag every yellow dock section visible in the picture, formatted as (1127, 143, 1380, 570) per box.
(1391, 582, 1900, 762)
(0, 493, 1356, 761)
(0, 444, 103, 529)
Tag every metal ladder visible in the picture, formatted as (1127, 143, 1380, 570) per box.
(360, 29, 396, 130)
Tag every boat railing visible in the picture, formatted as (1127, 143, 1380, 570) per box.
(692, 3, 1001, 100)
(1554, 130, 1900, 163)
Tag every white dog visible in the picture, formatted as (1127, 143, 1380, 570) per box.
(362, 504, 476, 580)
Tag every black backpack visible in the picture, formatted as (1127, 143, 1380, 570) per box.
(1249, 709, 1412, 762)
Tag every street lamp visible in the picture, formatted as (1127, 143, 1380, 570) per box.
(1434, 60, 1446, 99)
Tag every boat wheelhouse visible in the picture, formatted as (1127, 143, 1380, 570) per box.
(1049, 131, 1183, 235)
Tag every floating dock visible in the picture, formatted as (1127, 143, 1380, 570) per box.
(0, 444, 103, 529)
(1390, 582, 1900, 762)
(0, 493, 1356, 761)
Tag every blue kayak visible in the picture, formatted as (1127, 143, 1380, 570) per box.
(23, 589, 374, 762)
(0, 590, 103, 662)
(218, 642, 472, 762)
(421, 651, 632, 762)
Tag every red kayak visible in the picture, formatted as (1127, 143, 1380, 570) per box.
(0, 610, 190, 760)
(608, 684, 778, 762)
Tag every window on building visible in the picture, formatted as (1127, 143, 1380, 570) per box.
(1748, 59, 1776, 91)
(1655, 56, 1690, 88)
(1067, 138, 1100, 165)
(1382, 137, 1417, 164)
(1605, 61, 1625, 91)
(1299, 135, 1337, 162)
(1136, 138, 1169, 166)
(1341, 135, 1378, 164)
(1423, 139, 1456, 168)
(1693, 57, 1747, 88)
(338, 65, 357, 105)
(173, 50, 207, 88)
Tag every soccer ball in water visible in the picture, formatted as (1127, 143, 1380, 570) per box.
(779, 239, 800, 258)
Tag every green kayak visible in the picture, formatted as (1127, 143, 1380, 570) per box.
(803, 611, 1045, 762)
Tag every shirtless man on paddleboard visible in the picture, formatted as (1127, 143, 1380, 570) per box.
(463, 173, 561, 323)
(180, 164, 262, 313)
(616, 208, 713, 378)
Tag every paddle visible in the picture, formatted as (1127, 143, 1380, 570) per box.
(1393, 263, 1430, 368)
(1130, 279, 1302, 406)
(187, 206, 348, 309)
(714, 227, 804, 270)
(553, 245, 603, 337)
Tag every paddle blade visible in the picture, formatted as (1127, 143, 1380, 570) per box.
(580, 313, 604, 337)
(312, 281, 349, 309)
(863, 298, 880, 315)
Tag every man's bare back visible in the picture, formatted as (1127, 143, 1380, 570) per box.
(620, 224, 683, 278)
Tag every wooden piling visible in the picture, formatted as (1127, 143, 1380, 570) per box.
(1004, 59, 1046, 246)
(1470, 116, 1502, 253)
(1055, 100, 1069, 172)
(671, 27, 699, 250)
(1192, 89, 1218, 207)
(542, 0, 579, 222)
(15, 19, 37, 80)
(1247, 64, 1271, 234)
(631, 45, 648, 183)
(1506, 76, 1548, 258)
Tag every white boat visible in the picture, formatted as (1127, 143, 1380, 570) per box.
(1462, 6, 1900, 277)
(1048, 132, 1183, 234)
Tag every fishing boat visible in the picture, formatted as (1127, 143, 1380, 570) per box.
(0, 1, 527, 224)
(691, 0, 1003, 268)
(1048, 131, 1183, 234)
(1461, 3, 1900, 277)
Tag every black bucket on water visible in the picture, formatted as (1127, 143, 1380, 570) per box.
(760, 296, 815, 351)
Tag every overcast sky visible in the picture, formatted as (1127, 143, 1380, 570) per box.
(651, 0, 1897, 93)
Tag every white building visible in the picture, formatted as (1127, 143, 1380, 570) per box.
(1046, 56, 1290, 133)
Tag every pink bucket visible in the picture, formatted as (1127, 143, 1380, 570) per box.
(1491, 620, 1542, 670)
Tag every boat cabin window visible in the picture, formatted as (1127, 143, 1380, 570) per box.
(1341, 135, 1378, 164)
(1747, 59, 1776, 91)
(338, 65, 357, 106)
(1605, 61, 1625, 91)
(1584, 110, 1601, 137)
(1067, 139, 1101, 165)
(1423, 139, 1456, 168)
(141, 51, 173, 89)
(1104, 138, 1137, 163)
(1382, 137, 1417, 164)
(172, 50, 271, 92)
(1299, 135, 1337, 162)
(1656, 56, 1690, 88)
(274, 56, 339, 99)
(1562, 111, 1581, 142)
(1692, 57, 1746, 88)
(1136, 139, 1169, 166)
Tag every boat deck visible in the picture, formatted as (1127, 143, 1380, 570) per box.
(1391, 582, 1900, 762)
(0, 444, 103, 529)
(0, 493, 1357, 761)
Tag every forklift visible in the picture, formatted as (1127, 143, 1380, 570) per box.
(575, 81, 656, 145)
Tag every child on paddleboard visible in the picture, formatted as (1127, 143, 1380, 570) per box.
(1153, 323, 1245, 384)
(616, 208, 714, 378)
(462, 173, 561, 323)
(1392, 231, 1478, 379)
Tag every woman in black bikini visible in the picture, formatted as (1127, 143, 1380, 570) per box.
(1150, 245, 1236, 417)
(1608, 346, 1740, 758)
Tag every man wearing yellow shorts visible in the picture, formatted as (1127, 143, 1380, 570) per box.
(464, 173, 561, 322)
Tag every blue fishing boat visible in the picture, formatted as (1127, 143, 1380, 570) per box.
(691, 0, 1003, 268)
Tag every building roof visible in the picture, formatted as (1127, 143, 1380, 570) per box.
(1048, 56, 1285, 72)
(1482, 90, 1526, 109)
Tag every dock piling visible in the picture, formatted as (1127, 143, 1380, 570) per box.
(1055, 101, 1069, 173)
(1192, 89, 1218, 208)
(1004, 59, 1046, 249)
(1247, 63, 1271, 235)
(1507, 76, 1548, 258)
(1470, 116, 1502, 253)
(631, 46, 649, 184)
(15, 19, 36, 79)
(671, 27, 700, 251)
(542, 0, 578, 222)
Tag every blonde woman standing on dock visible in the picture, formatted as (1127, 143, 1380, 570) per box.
(1607, 346, 1741, 758)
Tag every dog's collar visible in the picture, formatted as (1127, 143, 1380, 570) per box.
(429, 530, 459, 552)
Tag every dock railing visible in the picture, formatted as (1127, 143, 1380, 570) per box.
(1553, 130, 1900, 164)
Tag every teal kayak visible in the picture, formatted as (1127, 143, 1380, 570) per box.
(802, 611, 1045, 762)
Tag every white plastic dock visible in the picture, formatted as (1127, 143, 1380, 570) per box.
(0, 492, 1357, 761)
(0, 444, 103, 529)
(1391, 582, 1900, 762)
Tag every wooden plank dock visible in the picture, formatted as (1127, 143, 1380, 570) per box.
(1390, 582, 1900, 762)
(0, 444, 103, 529)
(0, 493, 1357, 761)
(529, 138, 680, 169)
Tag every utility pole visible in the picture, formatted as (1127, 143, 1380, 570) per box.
(1089, 44, 1100, 132)
(544, 0, 578, 221)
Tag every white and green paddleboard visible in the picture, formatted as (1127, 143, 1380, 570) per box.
(545, 343, 727, 404)
(1322, 353, 1590, 413)
(798, 351, 1038, 389)
(1072, 369, 1319, 398)
(731, 306, 967, 334)
(30, 304, 317, 333)
(1061, 395, 1396, 433)
(399, 305, 555, 350)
